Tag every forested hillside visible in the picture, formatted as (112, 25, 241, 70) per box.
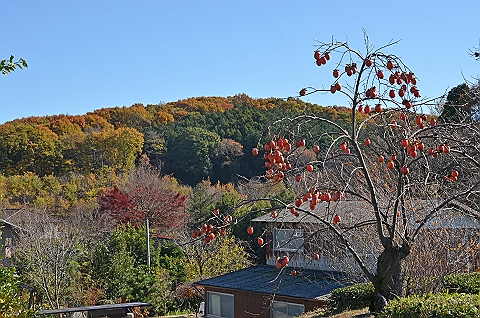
(0, 94, 360, 314)
(2, 82, 478, 316)
(0, 94, 356, 211)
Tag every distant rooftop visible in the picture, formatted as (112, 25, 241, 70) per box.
(2, 208, 56, 222)
(252, 200, 371, 224)
(252, 199, 480, 229)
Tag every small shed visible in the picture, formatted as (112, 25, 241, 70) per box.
(1, 208, 59, 266)
(194, 265, 359, 318)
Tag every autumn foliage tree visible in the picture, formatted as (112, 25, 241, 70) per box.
(182, 235, 250, 281)
(97, 185, 136, 223)
(195, 35, 480, 312)
(99, 162, 188, 236)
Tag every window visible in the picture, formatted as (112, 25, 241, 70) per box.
(3, 237, 13, 258)
(271, 301, 304, 318)
(5, 237, 13, 247)
(207, 291, 234, 318)
(273, 229, 304, 252)
(4, 247, 12, 258)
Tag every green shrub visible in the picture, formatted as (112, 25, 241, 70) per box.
(90, 225, 188, 316)
(405, 275, 444, 295)
(327, 282, 375, 311)
(442, 272, 480, 294)
(0, 267, 35, 318)
(378, 292, 480, 318)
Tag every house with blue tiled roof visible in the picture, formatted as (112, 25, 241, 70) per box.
(193, 198, 479, 318)
(196, 266, 350, 301)
(193, 265, 358, 318)
(193, 200, 369, 318)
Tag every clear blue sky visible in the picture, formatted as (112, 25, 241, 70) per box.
(1, 0, 479, 124)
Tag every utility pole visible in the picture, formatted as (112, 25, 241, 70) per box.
(146, 217, 150, 268)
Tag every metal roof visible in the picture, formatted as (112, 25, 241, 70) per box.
(1, 208, 59, 226)
(0, 219, 25, 231)
(194, 265, 361, 300)
(38, 302, 151, 315)
(252, 200, 372, 224)
(252, 199, 480, 229)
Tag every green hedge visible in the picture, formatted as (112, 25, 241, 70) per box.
(327, 282, 375, 311)
(327, 272, 480, 314)
(378, 292, 480, 318)
(442, 272, 480, 294)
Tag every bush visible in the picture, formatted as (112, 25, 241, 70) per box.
(442, 272, 480, 294)
(404, 275, 445, 296)
(90, 225, 188, 316)
(378, 292, 480, 318)
(327, 273, 480, 316)
(327, 282, 375, 311)
(0, 267, 35, 318)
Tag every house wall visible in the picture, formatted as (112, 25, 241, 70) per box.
(264, 223, 351, 272)
(407, 227, 480, 275)
(264, 216, 479, 275)
(0, 225, 15, 266)
(202, 286, 324, 318)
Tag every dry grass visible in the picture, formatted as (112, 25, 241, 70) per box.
(300, 307, 374, 318)
(154, 315, 195, 318)
(154, 308, 375, 318)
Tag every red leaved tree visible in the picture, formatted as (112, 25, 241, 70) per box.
(99, 162, 188, 236)
(98, 185, 139, 224)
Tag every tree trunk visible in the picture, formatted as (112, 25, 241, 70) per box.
(371, 243, 410, 312)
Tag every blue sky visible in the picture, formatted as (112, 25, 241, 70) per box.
(1, 1, 479, 124)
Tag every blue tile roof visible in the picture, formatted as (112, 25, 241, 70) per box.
(194, 265, 361, 300)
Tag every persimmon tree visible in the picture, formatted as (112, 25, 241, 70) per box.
(191, 35, 480, 311)
(269, 36, 480, 306)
